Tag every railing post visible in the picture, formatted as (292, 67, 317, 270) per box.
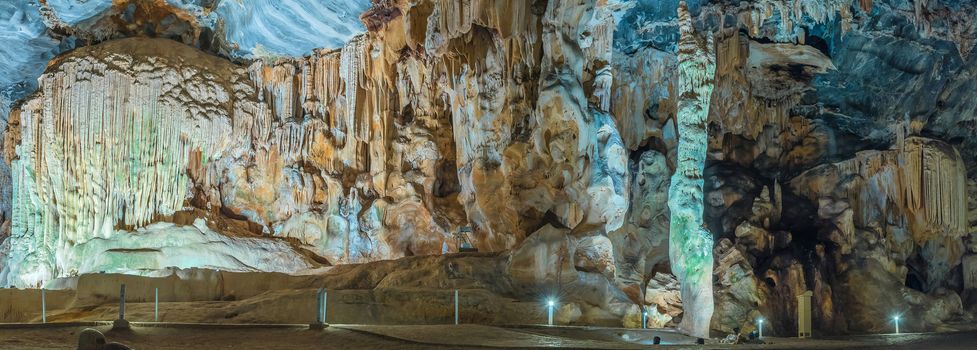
(113, 284, 130, 330)
(454, 290, 459, 325)
(311, 288, 328, 330)
(119, 284, 126, 320)
(154, 287, 159, 322)
(41, 288, 46, 324)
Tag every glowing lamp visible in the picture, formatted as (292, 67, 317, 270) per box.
(546, 299, 556, 326)
(757, 317, 764, 339)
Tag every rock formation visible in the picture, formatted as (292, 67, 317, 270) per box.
(790, 136, 968, 331)
(667, 0, 717, 338)
(1, 0, 976, 337)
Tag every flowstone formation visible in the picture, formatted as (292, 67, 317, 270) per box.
(0, 0, 634, 292)
(1, 39, 319, 286)
(1, 0, 977, 337)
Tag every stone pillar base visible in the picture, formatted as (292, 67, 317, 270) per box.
(112, 318, 130, 330)
(309, 322, 329, 330)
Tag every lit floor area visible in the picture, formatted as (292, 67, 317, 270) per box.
(2, 323, 977, 349)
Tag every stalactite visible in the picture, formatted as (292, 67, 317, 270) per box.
(792, 137, 967, 247)
(901, 137, 967, 238)
(913, 0, 932, 37)
(711, 30, 803, 139)
(340, 36, 365, 142)
(668, 0, 716, 339)
(3, 47, 240, 285)
(584, 0, 631, 113)
(245, 38, 376, 177)
(907, 0, 975, 59)
(25, 69, 224, 237)
(773, 179, 782, 224)
(709, 19, 834, 144)
(737, 0, 857, 41)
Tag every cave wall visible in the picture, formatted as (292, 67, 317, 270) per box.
(0, 0, 976, 335)
(0, 0, 634, 286)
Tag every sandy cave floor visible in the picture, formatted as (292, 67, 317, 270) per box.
(3, 323, 977, 349)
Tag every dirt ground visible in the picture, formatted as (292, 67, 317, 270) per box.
(0, 324, 479, 350)
(3, 323, 977, 349)
(4, 273, 976, 350)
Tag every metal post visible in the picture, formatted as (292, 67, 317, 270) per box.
(41, 288, 46, 324)
(642, 311, 647, 329)
(316, 289, 325, 324)
(311, 288, 328, 330)
(119, 284, 126, 320)
(154, 288, 159, 322)
(759, 318, 764, 339)
(454, 290, 459, 325)
(112, 283, 130, 330)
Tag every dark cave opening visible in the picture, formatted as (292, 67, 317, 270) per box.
(433, 160, 460, 198)
(778, 190, 820, 251)
(804, 32, 831, 58)
(906, 272, 925, 292)
(904, 255, 930, 292)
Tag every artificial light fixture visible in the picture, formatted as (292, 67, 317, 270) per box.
(546, 299, 556, 326)
(757, 317, 764, 339)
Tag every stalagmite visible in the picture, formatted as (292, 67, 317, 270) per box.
(668, 1, 717, 339)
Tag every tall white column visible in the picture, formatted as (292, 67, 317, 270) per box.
(668, 0, 717, 339)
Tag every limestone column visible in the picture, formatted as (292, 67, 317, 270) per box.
(667, 0, 716, 339)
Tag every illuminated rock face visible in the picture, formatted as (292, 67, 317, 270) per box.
(790, 136, 968, 331)
(2, 0, 977, 335)
(0, 0, 633, 287)
(0, 38, 318, 286)
(0, 34, 473, 286)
